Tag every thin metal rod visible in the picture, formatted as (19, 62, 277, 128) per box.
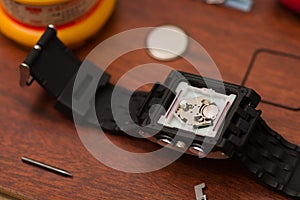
(21, 157, 73, 178)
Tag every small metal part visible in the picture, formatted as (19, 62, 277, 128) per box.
(205, 0, 225, 4)
(19, 63, 33, 87)
(34, 44, 42, 51)
(204, 0, 254, 12)
(146, 25, 189, 61)
(48, 24, 56, 29)
(202, 104, 219, 119)
(19, 45, 42, 87)
(195, 183, 207, 200)
(189, 145, 207, 158)
(21, 157, 73, 177)
(224, 0, 253, 12)
(156, 135, 172, 146)
(175, 141, 186, 149)
(189, 143, 230, 159)
(175, 97, 219, 128)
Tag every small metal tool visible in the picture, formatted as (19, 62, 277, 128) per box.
(195, 183, 207, 200)
(21, 157, 73, 177)
(204, 0, 254, 12)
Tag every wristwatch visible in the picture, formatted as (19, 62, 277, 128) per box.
(19, 25, 300, 198)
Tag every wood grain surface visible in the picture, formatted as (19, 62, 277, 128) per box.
(0, 0, 299, 199)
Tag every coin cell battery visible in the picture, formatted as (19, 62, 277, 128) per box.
(146, 25, 189, 61)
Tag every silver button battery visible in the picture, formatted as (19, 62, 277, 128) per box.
(146, 25, 189, 61)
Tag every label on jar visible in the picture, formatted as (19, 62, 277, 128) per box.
(0, 0, 99, 27)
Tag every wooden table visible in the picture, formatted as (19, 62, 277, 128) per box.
(0, 0, 300, 199)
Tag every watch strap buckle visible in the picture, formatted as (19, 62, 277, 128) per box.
(19, 63, 34, 87)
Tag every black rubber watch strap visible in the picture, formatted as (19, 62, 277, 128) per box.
(237, 117, 300, 198)
(20, 25, 148, 134)
(93, 83, 148, 134)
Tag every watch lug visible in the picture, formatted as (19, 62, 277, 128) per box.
(138, 131, 230, 159)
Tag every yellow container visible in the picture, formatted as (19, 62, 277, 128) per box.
(0, 0, 116, 47)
